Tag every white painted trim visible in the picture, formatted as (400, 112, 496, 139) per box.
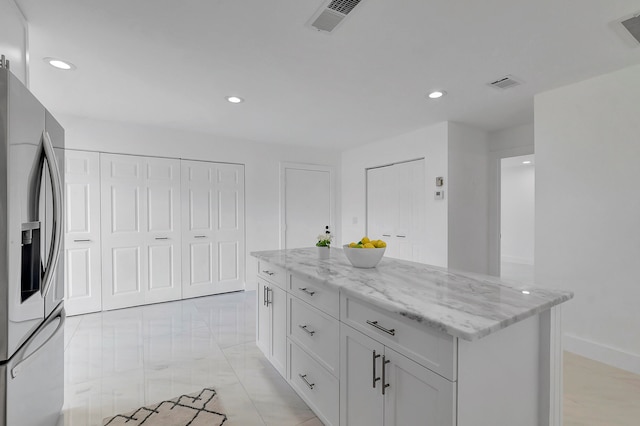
(279, 162, 336, 250)
(538, 306, 563, 426)
(488, 146, 534, 276)
(564, 333, 640, 375)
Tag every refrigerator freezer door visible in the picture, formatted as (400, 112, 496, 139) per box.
(1, 304, 65, 426)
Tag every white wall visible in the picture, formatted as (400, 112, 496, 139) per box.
(448, 122, 490, 274)
(0, 0, 28, 85)
(342, 122, 449, 267)
(535, 64, 640, 374)
(500, 162, 535, 264)
(57, 114, 342, 290)
(487, 123, 535, 275)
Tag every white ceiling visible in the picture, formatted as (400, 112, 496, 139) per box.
(16, 0, 640, 150)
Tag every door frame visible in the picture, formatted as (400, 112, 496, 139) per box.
(279, 162, 336, 249)
(488, 147, 534, 277)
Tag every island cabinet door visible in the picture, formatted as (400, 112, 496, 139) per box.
(340, 324, 385, 426)
(383, 347, 456, 426)
(257, 279, 271, 357)
(269, 284, 287, 377)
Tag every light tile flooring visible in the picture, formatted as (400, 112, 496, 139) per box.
(62, 290, 640, 426)
(62, 290, 322, 426)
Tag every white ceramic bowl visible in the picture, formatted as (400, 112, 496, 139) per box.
(343, 245, 386, 268)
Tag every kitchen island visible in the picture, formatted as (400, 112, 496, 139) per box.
(252, 248, 573, 426)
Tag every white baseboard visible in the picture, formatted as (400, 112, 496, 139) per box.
(564, 333, 640, 375)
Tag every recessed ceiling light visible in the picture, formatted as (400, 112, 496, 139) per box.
(522, 290, 531, 295)
(43, 57, 76, 70)
(522, 160, 532, 164)
(428, 90, 446, 99)
(226, 96, 244, 104)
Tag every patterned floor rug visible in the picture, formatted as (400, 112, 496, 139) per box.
(103, 387, 227, 425)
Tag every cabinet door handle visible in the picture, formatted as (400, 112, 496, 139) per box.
(262, 270, 275, 276)
(298, 324, 316, 336)
(298, 374, 315, 390)
(155, 237, 169, 240)
(298, 287, 316, 296)
(372, 350, 381, 388)
(266, 287, 272, 306)
(73, 239, 92, 242)
(382, 234, 391, 237)
(366, 320, 396, 336)
(263, 286, 267, 306)
(194, 235, 207, 239)
(396, 235, 406, 238)
(382, 355, 390, 395)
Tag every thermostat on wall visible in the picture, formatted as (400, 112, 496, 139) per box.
(434, 190, 444, 200)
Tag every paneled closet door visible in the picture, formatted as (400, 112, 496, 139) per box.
(101, 154, 147, 310)
(64, 150, 102, 316)
(181, 160, 245, 299)
(144, 157, 182, 304)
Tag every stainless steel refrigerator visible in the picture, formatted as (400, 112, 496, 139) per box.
(0, 58, 65, 426)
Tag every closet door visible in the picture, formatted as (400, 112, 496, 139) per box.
(101, 154, 147, 310)
(181, 160, 245, 298)
(144, 157, 182, 304)
(367, 159, 426, 263)
(64, 150, 102, 315)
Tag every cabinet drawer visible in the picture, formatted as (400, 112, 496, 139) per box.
(288, 340, 339, 426)
(288, 295, 339, 377)
(341, 294, 457, 381)
(257, 260, 286, 289)
(289, 274, 339, 318)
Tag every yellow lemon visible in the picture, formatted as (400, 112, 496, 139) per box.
(377, 241, 387, 248)
(349, 242, 358, 248)
(363, 243, 375, 249)
(361, 236, 370, 244)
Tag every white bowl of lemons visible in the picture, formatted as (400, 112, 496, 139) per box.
(343, 237, 386, 268)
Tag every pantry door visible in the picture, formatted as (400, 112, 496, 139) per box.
(280, 163, 335, 249)
(144, 157, 182, 304)
(101, 154, 147, 310)
(181, 160, 245, 298)
(64, 150, 102, 315)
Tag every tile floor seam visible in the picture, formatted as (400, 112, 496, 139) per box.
(219, 341, 268, 426)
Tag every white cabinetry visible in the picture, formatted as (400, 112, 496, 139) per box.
(340, 322, 455, 426)
(63, 150, 102, 315)
(181, 160, 245, 298)
(100, 154, 182, 310)
(367, 159, 426, 262)
(257, 275, 287, 377)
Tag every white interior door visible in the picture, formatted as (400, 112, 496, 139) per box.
(367, 159, 425, 263)
(144, 157, 182, 304)
(101, 154, 147, 310)
(281, 163, 334, 249)
(64, 150, 102, 316)
(181, 160, 245, 298)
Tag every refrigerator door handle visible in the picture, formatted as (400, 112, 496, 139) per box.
(40, 130, 63, 298)
(11, 306, 65, 379)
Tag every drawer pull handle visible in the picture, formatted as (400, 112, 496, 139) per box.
(266, 287, 272, 306)
(155, 237, 169, 240)
(382, 234, 391, 237)
(372, 350, 381, 388)
(194, 235, 207, 238)
(366, 320, 396, 336)
(299, 374, 315, 390)
(396, 235, 406, 238)
(73, 239, 92, 242)
(298, 324, 316, 336)
(262, 270, 275, 276)
(298, 287, 316, 296)
(382, 355, 391, 395)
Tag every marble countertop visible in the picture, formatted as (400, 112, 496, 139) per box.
(251, 248, 573, 341)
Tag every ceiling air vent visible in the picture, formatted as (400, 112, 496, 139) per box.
(488, 75, 523, 90)
(310, 0, 363, 33)
(621, 14, 640, 45)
